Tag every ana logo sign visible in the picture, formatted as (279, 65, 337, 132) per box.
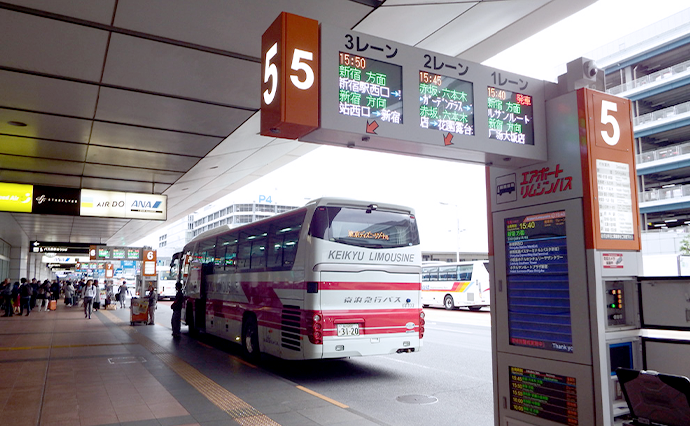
(131, 200, 162, 209)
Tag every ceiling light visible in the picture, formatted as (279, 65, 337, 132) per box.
(209, 166, 218, 169)
(653, 223, 666, 227)
(664, 219, 678, 223)
(8, 121, 27, 127)
(662, 184, 676, 188)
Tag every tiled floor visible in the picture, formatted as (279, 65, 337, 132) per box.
(0, 303, 198, 426)
(0, 301, 368, 426)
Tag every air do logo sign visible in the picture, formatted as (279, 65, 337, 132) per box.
(80, 189, 166, 220)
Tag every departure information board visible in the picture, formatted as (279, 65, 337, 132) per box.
(505, 211, 573, 353)
(338, 52, 402, 123)
(488, 86, 534, 145)
(510, 366, 578, 425)
(419, 71, 474, 135)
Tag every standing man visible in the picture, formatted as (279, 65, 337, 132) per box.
(171, 283, 183, 337)
(19, 278, 32, 316)
(83, 280, 96, 319)
(1, 278, 13, 317)
(146, 283, 157, 325)
(118, 281, 129, 309)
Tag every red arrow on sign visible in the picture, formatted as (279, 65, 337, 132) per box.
(444, 133, 454, 146)
(366, 120, 379, 134)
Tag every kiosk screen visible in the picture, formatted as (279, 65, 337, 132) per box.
(505, 211, 573, 353)
(510, 366, 578, 425)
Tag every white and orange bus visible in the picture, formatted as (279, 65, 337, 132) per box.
(174, 198, 424, 360)
(421, 261, 490, 311)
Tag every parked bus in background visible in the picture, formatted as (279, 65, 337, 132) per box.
(157, 269, 177, 300)
(172, 198, 424, 361)
(421, 261, 490, 311)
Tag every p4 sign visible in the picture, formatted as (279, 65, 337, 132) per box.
(260, 12, 319, 139)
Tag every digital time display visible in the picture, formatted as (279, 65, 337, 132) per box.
(487, 86, 534, 145)
(505, 211, 573, 353)
(419, 71, 474, 135)
(127, 248, 142, 260)
(510, 366, 578, 425)
(339, 52, 402, 123)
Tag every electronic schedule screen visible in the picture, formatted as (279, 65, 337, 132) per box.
(419, 71, 474, 135)
(488, 86, 534, 145)
(510, 366, 578, 425)
(338, 52, 402, 123)
(505, 211, 573, 353)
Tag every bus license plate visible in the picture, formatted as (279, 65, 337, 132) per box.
(337, 323, 359, 336)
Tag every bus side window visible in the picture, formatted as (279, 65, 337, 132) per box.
(268, 211, 305, 270)
(429, 268, 439, 281)
(457, 265, 472, 281)
(237, 231, 252, 272)
(217, 233, 238, 272)
(440, 266, 456, 281)
(249, 225, 268, 271)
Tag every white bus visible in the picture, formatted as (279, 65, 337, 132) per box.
(421, 261, 490, 311)
(174, 198, 424, 360)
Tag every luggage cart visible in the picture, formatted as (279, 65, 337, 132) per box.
(129, 297, 149, 326)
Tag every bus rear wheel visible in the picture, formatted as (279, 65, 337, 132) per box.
(444, 295, 455, 310)
(242, 316, 260, 361)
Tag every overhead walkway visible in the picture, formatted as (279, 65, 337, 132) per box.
(0, 303, 373, 426)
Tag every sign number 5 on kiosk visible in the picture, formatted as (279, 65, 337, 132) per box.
(600, 100, 620, 146)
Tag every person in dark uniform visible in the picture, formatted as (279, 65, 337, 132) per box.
(171, 283, 184, 337)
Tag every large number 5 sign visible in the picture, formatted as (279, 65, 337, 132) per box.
(591, 92, 632, 152)
(599, 100, 620, 146)
(260, 13, 319, 140)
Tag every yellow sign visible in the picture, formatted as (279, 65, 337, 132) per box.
(0, 183, 33, 213)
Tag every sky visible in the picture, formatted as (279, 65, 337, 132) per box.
(137, 0, 690, 254)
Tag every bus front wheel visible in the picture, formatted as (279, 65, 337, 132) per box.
(242, 316, 260, 361)
(444, 295, 455, 310)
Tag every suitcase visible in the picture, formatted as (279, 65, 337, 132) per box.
(93, 301, 100, 310)
(48, 300, 57, 311)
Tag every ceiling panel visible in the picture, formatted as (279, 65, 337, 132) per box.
(0, 8, 109, 81)
(0, 169, 81, 187)
(416, 0, 548, 57)
(0, 136, 88, 162)
(85, 146, 200, 172)
(0, 154, 84, 175)
(90, 121, 221, 156)
(1, 0, 117, 24)
(80, 176, 172, 194)
(354, 3, 475, 46)
(0, 71, 99, 118)
(82, 163, 182, 184)
(112, 0, 376, 58)
(102, 33, 260, 108)
(0, 109, 93, 143)
(95, 87, 253, 136)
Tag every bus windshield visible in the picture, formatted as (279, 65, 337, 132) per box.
(309, 206, 419, 249)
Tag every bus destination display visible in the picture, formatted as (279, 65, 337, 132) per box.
(339, 52, 402, 123)
(419, 71, 474, 135)
(510, 366, 578, 425)
(488, 86, 534, 145)
(505, 211, 573, 353)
